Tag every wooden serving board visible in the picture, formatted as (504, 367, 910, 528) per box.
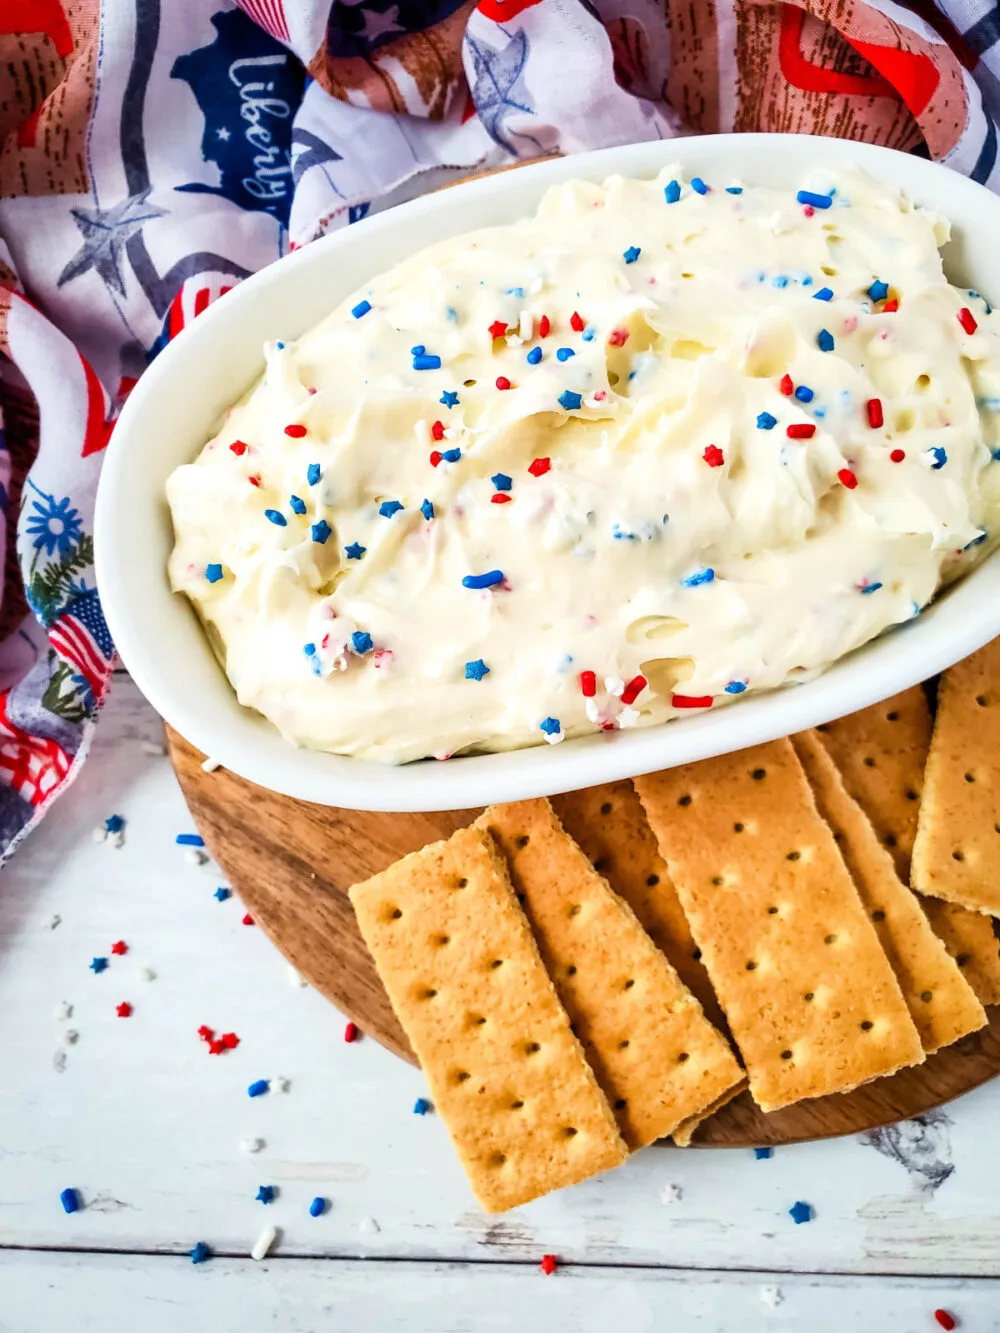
(168, 726, 1000, 1147)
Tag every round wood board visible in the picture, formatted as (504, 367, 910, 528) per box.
(168, 725, 1000, 1147)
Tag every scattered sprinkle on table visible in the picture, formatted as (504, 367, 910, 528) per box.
(190, 1241, 211, 1264)
(660, 1183, 682, 1204)
(242, 913, 255, 926)
(934, 1311, 957, 1331)
(248, 1079, 270, 1098)
(105, 814, 125, 835)
(55, 1001, 72, 1020)
(222, 1032, 240, 1048)
(241, 1138, 264, 1154)
(60, 1188, 81, 1214)
(309, 1196, 328, 1217)
(788, 1200, 812, 1224)
(256, 1185, 275, 1204)
(176, 834, 205, 847)
(540, 1254, 558, 1276)
(760, 1287, 783, 1308)
(89, 957, 107, 974)
(251, 1224, 279, 1261)
(413, 1097, 431, 1115)
(116, 1002, 132, 1018)
(754, 1146, 773, 1160)
(214, 886, 231, 902)
(344, 1021, 359, 1043)
(110, 940, 127, 956)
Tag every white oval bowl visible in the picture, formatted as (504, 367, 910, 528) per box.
(95, 133, 1000, 811)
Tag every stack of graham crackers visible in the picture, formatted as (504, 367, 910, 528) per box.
(349, 639, 1000, 1214)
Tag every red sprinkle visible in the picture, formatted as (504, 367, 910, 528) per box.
(779, 373, 794, 396)
(540, 1254, 558, 1276)
(934, 1311, 956, 1331)
(570, 311, 585, 332)
(702, 444, 725, 468)
(538, 315, 551, 338)
(496, 376, 512, 391)
(430, 451, 443, 467)
(221, 1032, 240, 1049)
(248, 475, 262, 488)
(786, 423, 815, 439)
(803, 204, 815, 217)
(672, 694, 713, 709)
(110, 940, 128, 956)
(607, 328, 629, 347)
(229, 441, 247, 456)
(491, 493, 512, 504)
(621, 674, 647, 706)
(208, 1039, 225, 1055)
(883, 298, 899, 312)
(284, 424, 307, 438)
(837, 468, 858, 489)
(344, 1021, 359, 1043)
(488, 320, 508, 340)
(116, 1002, 132, 1018)
(242, 913, 255, 926)
(958, 307, 978, 335)
(866, 398, 883, 429)
(431, 420, 445, 441)
(580, 670, 597, 698)
(198, 1025, 215, 1042)
(890, 448, 906, 463)
(528, 457, 551, 477)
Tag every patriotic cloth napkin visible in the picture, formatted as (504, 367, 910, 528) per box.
(0, 0, 997, 860)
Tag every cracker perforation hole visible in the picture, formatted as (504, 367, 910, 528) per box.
(751, 768, 766, 781)
(623, 978, 635, 990)
(767, 906, 779, 915)
(965, 772, 976, 783)
(678, 794, 692, 807)
(646, 874, 660, 886)
(953, 851, 965, 862)
(510, 1100, 524, 1110)
(921, 990, 933, 1003)
(884, 834, 897, 849)
(824, 934, 837, 944)
(562, 1126, 578, 1139)
(524, 1042, 541, 1055)
(594, 857, 609, 872)
(435, 934, 450, 946)
(780, 1049, 793, 1060)
(490, 959, 505, 969)
(677, 1052, 690, 1063)
(957, 952, 972, 967)
(860, 1020, 873, 1031)
(692, 949, 702, 961)
(886, 711, 899, 721)
(906, 790, 918, 801)
(976, 695, 988, 707)
(457, 877, 468, 889)
(600, 802, 613, 816)
(568, 904, 582, 917)
(619, 1039, 630, 1050)
(734, 822, 744, 833)
(872, 910, 885, 922)
(389, 907, 403, 919)
(515, 835, 530, 849)
(567, 964, 577, 976)
(786, 851, 801, 862)
(613, 1098, 627, 1110)
(803, 992, 814, 1002)
(419, 987, 438, 1000)
(746, 961, 757, 971)
(454, 1070, 471, 1084)
(711, 876, 723, 886)
(863, 757, 876, 768)
(488, 1152, 507, 1167)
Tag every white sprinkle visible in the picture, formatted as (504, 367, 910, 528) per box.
(583, 395, 604, 409)
(359, 1216, 380, 1235)
(54, 1002, 73, 1020)
(769, 210, 793, 235)
(529, 275, 544, 295)
(660, 1183, 682, 1205)
(92, 827, 107, 844)
(63, 1029, 79, 1046)
(508, 334, 524, 347)
(542, 729, 565, 746)
(139, 966, 157, 982)
(604, 676, 625, 698)
(414, 418, 430, 446)
(518, 310, 532, 340)
(271, 1075, 290, 1094)
(442, 427, 460, 441)
(288, 965, 307, 988)
(251, 1224, 279, 1261)
(141, 739, 167, 756)
(109, 830, 124, 850)
(760, 1287, 783, 1308)
(617, 707, 640, 729)
(53, 1049, 67, 1073)
(42, 914, 61, 931)
(184, 848, 208, 867)
(241, 1137, 265, 1154)
(201, 757, 221, 774)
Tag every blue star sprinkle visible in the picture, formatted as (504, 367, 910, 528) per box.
(772, 275, 789, 289)
(307, 463, 322, 486)
(60, 1187, 81, 1214)
(817, 329, 835, 352)
(794, 385, 814, 403)
(190, 1241, 211, 1264)
(379, 500, 404, 518)
(90, 957, 108, 973)
(559, 390, 582, 411)
(681, 567, 715, 588)
(176, 834, 205, 846)
(756, 412, 777, 430)
(413, 1097, 431, 1115)
(788, 1201, 812, 1225)
(205, 563, 223, 584)
(539, 717, 562, 737)
(664, 179, 681, 204)
(413, 353, 441, 371)
(623, 245, 641, 264)
(754, 1146, 773, 1159)
(351, 300, 371, 319)
(289, 495, 306, 515)
(691, 177, 708, 195)
(351, 632, 373, 655)
(421, 499, 434, 521)
(264, 509, 287, 527)
(440, 390, 459, 408)
(491, 473, 512, 491)
(463, 570, 504, 590)
(867, 279, 889, 302)
(104, 814, 125, 834)
(440, 448, 462, 463)
(928, 447, 947, 469)
(214, 887, 231, 902)
(813, 287, 834, 302)
(581, 327, 595, 342)
(796, 190, 832, 209)
(344, 541, 365, 559)
(465, 659, 490, 681)
(556, 347, 575, 362)
(256, 1186, 275, 1204)
(247, 1080, 270, 1098)
(303, 642, 316, 658)
(311, 519, 331, 544)
(725, 681, 747, 694)
(526, 346, 542, 365)
(309, 1197, 327, 1217)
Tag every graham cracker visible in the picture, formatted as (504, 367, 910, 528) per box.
(816, 686, 1000, 1004)
(348, 825, 627, 1212)
(912, 639, 1000, 917)
(634, 740, 925, 1113)
(550, 781, 726, 1028)
(672, 1078, 750, 1148)
(476, 799, 745, 1150)
(792, 730, 986, 1052)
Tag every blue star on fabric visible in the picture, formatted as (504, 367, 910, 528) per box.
(466, 30, 535, 154)
(440, 390, 460, 408)
(344, 542, 366, 559)
(57, 189, 167, 296)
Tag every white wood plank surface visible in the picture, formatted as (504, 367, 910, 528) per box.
(3, 676, 1000, 1324)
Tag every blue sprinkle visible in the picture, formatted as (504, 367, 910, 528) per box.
(814, 406, 826, 419)
(691, 176, 708, 195)
(421, 498, 434, 521)
(964, 530, 988, 550)
(351, 632, 373, 655)
(465, 659, 490, 681)
(411, 345, 425, 356)
(772, 275, 789, 289)
(440, 390, 460, 408)
(794, 385, 814, 404)
(929, 447, 947, 470)
(559, 390, 582, 411)
(726, 186, 743, 194)
(190, 1242, 211, 1264)
(89, 957, 107, 974)
(623, 245, 641, 264)
(60, 1187, 81, 1214)
(539, 717, 561, 736)
(413, 354, 441, 371)
(307, 463, 322, 486)
(344, 541, 365, 559)
(757, 412, 777, 430)
(256, 1186, 275, 1204)
(205, 563, 223, 584)
(176, 833, 205, 846)
(309, 1197, 328, 1218)
(264, 509, 287, 527)
(463, 570, 504, 590)
(681, 567, 715, 588)
(440, 448, 462, 463)
(664, 179, 681, 204)
(788, 1201, 812, 1225)
(556, 347, 575, 362)
(817, 329, 835, 352)
(992, 448, 1000, 462)
(813, 287, 834, 302)
(303, 642, 316, 657)
(351, 300, 371, 319)
(796, 190, 832, 209)
(214, 886, 231, 902)
(275, 341, 285, 350)
(860, 582, 883, 595)
(612, 524, 637, 541)
(754, 1146, 773, 1160)
(491, 473, 512, 491)
(289, 495, 306, 515)
(248, 1079, 270, 1098)
(379, 500, 404, 518)
(802, 276, 813, 287)
(507, 287, 525, 298)
(312, 519, 332, 544)
(581, 326, 596, 342)
(526, 346, 542, 365)
(104, 814, 125, 834)
(445, 306, 458, 322)
(725, 681, 747, 695)
(413, 1097, 432, 1115)
(867, 279, 889, 302)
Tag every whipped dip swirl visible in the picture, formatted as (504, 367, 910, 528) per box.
(167, 167, 1000, 763)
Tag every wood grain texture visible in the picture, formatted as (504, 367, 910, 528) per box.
(168, 727, 1000, 1148)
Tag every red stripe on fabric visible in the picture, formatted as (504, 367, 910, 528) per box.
(848, 38, 940, 118)
(16, 105, 43, 149)
(193, 287, 211, 318)
(79, 356, 113, 459)
(778, 5, 896, 100)
(0, 0, 74, 57)
(476, 0, 541, 20)
(168, 288, 186, 341)
(52, 620, 103, 678)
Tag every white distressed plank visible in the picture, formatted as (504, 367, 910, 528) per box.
(2, 677, 1000, 1274)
